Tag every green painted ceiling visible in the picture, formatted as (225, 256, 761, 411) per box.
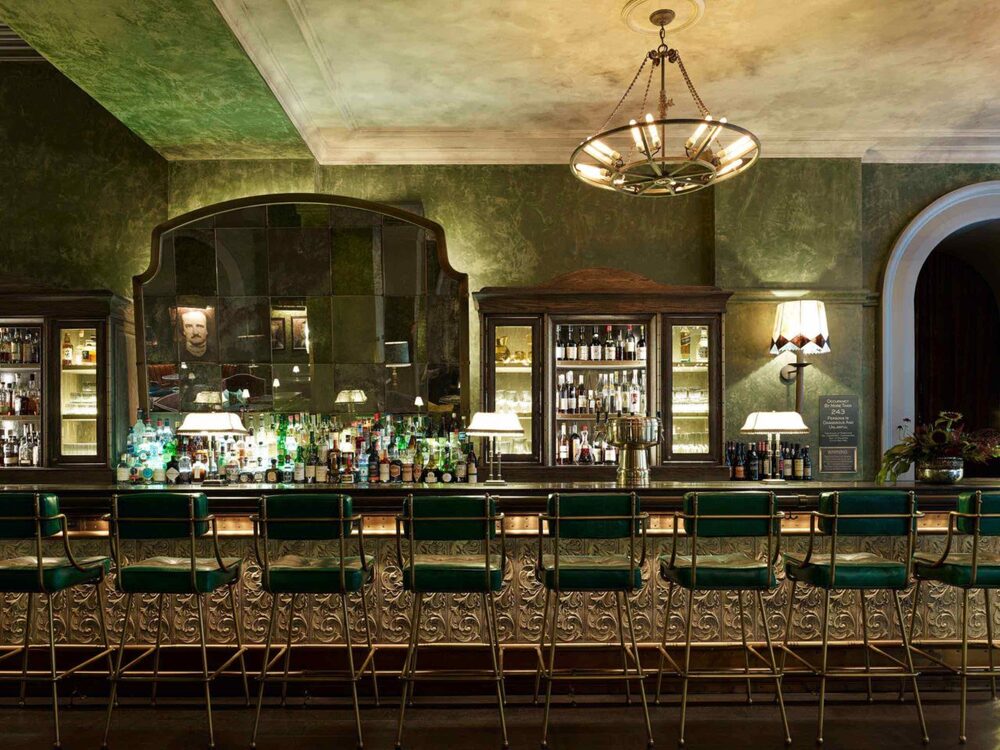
(0, 0, 309, 160)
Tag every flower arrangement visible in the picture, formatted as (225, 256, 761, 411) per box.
(877, 411, 1000, 484)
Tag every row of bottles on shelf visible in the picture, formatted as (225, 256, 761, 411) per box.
(676, 326, 709, 364)
(0, 327, 41, 365)
(118, 410, 481, 486)
(555, 324, 647, 362)
(1, 425, 42, 467)
(556, 370, 646, 415)
(0, 373, 40, 416)
(61, 330, 97, 367)
(556, 417, 619, 465)
(725, 440, 813, 481)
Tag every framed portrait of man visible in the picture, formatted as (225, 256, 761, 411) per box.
(270, 318, 285, 351)
(176, 305, 217, 362)
(292, 316, 309, 351)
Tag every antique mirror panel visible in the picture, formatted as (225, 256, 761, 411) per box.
(136, 195, 467, 417)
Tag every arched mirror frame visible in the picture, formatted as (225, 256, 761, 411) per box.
(133, 193, 469, 418)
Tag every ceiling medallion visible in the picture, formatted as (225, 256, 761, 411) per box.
(571, 7, 760, 197)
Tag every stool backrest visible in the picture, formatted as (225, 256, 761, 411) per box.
(546, 493, 640, 540)
(957, 491, 1000, 536)
(683, 491, 777, 538)
(818, 491, 916, 536)
(401, 495, 497, 541)
(258, 494, 354, 540)
(0, 492, 61, 539)
(112, 492, 209, 539)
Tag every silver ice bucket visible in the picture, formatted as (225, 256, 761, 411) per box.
(606, 415, 662, 486)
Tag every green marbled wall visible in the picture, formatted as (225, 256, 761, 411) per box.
(0, 63, 166, 296)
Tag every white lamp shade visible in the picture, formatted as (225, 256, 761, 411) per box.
(176, 412, 248, 435)
(335, 389, 367, 404)
(740, 411, 809, 434)
(466, 411, 524, 437)
(385, 340, 411, 367)
(770, 300, 830, 355)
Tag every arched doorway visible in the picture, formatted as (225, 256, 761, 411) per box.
(881, 181, 1000, 459)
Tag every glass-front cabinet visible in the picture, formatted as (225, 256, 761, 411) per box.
(55, 324, 104, 461)
(0, 321, 44, 470)
(475, 268, 730, 478)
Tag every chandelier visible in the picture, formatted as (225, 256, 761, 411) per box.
(570, 8, 760, 197)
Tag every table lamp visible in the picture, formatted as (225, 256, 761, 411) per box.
(385, 341, 411, 386)
(335, 388, 367, 415)
(770, 300, 830, 414)
(466, 411, 524, 485)
(176, 411, 249, 486)
(740, 411, 809, 482)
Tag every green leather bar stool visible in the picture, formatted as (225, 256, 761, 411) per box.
(654, 491, 790, 747)
(782, 490, 927, 744)
(102, 492, 250, 749)
(394, 494, 508, 750)
(250, 493, 378, 750)
(535, 492, 653, 749)
(910, 489, 1000, 743)
(0, 492, 113, 748)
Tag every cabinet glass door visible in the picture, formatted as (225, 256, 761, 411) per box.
(57, 325, 101, 458)
(487, 319, 539, 462)
(669, 322, 711, 455)
(0, 321, 44, 469)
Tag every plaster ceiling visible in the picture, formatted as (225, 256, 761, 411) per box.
(215, 0, 1000, 164)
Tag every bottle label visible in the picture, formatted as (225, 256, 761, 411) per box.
(590, 344, 602, 360)
(637, 345, 647, 361)
(379, 464, 390, 483)
(441, 471, 453, 483)
(316, 465, 328, 483)
(402, 464, 414, 482)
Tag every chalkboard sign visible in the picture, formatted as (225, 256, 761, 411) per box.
(819, 395, 859, 474)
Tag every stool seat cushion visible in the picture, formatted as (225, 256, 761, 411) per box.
(118, 556, 242, 593)
(0, 555, 109, 593)
(402, 554, 503, 593)
(784, 552, 907, 590)
(540, 554, 643, 592)
(913, 551, 1000, 588)
(660, 552, 775, 591)
(266, 553, 374, 593)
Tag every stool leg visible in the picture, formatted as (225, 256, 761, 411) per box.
(533, 587, 551, 705)
(755, 589, 791, 745)
(540, 591, 559, 749)
(624, 593, 654, 748)
(340, 593, 364, 750)
(817, 588, 831, 746)
(616, 591, 632, 705)
(95, 583, 114, 693)
(251, 594, 279, 748)
(892, 588, 927, 743)
(359, 586, 380, 706)
(484, 593, 509, 749)
(395, 593, 421, 750)
(19, 592, 33, 705)
(678, 589, 695, 747)
(655, 581, 676, 705)
(778, 580, 796, 678)
(103, 592, 134, 748)
(228, 583, 251, 706)
(280, 594, 298, 706)
(46, 593, 61, 748)
(487, 592, 507, 705)
(985, 588, 997, 699)
(859, 590, 874, 703)
(960, 587, 970, 744)
(737, 590, 753, 705)
(150, 594, 165, 706)
(195, 594, 215, 748)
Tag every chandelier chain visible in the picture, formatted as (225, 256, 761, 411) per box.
(639, 60, 655, 120)
(598, 55, 649, 133)
(673, 51, 711, 117)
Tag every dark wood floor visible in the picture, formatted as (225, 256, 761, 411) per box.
(3, 691, 1000, 749)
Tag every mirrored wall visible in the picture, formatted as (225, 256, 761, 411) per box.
(135, 196, 467, 416)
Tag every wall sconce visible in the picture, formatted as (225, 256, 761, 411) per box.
(770, 300, 830, 414)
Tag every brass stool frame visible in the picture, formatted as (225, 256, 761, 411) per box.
(102, 493, 250, 749)
(249, 494, 379, 750)
(780, 491, 927, 745)
(394, 493, 509, 750)
(907, 490, 1000, 743)
(533, 492, 653, 749)
(0, 495, 114, 748)
(653, 492, 790, 747)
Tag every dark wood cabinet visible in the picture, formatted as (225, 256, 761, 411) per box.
(474, 269, 730, 480)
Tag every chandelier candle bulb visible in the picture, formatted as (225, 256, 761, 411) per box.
(629, 119, 646, 151)
(716, 158, 744, 177)
(718, 135, 756, 164)
(575, 163, 611, 182)
(643, 113, 661, 148)
(582, 138, 621, 166)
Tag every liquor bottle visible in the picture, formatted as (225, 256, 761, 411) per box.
(792, 443, 804, 480)
(557, 374, 567, 414)
(570, 423, 581, 464)
(628, 369, 642, 415)
(724, 441, 733, 479)
(577, 374, 587, 414)
(637, 326, 647, 361)
(604, 325, 616, 361)
(577, 327, 589, 361)
(440, 448, 454, 483)
(747, 442, 759, 481)
(467, 444, 479, 483)
(733, 443, 746, 480)
(557, 424, 570, 465)
(782, 444, 793, 479)
(762, 441, 772, 479)
(578, 426, 594, 464)
(61, 332, 73, 367)
(802, 446, 813, 480)
(422, 449, 439, 483)
(555, 326, 565, 361)
(454, 448, 467, 483)
(604, 419, 618, 465)
(614, 329, 624, 361)
(566, 326, 578, 360)
(680, 327, 692, 363)
(590, 326, 602, 361)
(116, 454, 130, 483)
(566, 371, 577, 414)
(625, 324, 637, 360)
(305, 434, 318, 483)
(378, 448, 390, 483)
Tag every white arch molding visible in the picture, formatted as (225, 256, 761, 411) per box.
(881, 180, 1000, 458)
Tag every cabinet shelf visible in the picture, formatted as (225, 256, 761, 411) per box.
(61, 366, 97, 374)
(556, 413, 599, 420)
(556, 360, 647, 370)
(61, 413, 98, 420)
(495, 365, 531, 373)
(672, 362, 708, 372)
(0, 414, 41, 422)
(0, 364, 41, 372)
